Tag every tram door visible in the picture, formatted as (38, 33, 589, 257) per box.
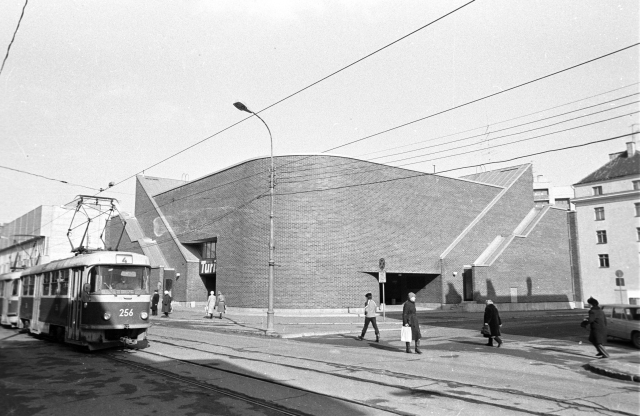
(31, 274, 43, 334)
(67, 268, 83, 341)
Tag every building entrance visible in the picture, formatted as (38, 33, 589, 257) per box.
(202, 274, 216, 297)
(381, 273, 439, 305)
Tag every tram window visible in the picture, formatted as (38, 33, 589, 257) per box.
(12, 280, 19, 296)
(23, 275, 35, 296)
(50, 271, 58, 295)
(43, 273, 51, 296)
(0, 281, 3, 296)
(96, 265, 150, 292)
(22, 278, 28, 296)
(59, 270, 69, 296)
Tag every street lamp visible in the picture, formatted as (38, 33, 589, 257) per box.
(233, 101, 276, 334)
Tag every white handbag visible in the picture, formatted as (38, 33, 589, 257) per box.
(401, 326, 412, 342)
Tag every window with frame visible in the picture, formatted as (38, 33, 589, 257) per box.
(637, 227, 640, 242)
(58, 269, 69, 296)
(202, 241, 216, 260)
(592, 186, 603, 195)
(533, 189, 549, 198)
(12, 280, 19, 296)
(42, 272, 51, 296)
(0, 281, 3, 296)
(635, 203, 640, 217)
(594, 207, 605, 221)
(50, 271, 58, 295)
(633, 180, 640, 190)
(596, 230, 607, 244)
(598, 254, 610, 268)
(22, 275, 35, 296)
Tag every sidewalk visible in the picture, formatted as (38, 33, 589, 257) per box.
(152, 306, 640, 383)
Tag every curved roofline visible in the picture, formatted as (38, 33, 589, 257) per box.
(152, 153, 437, 196)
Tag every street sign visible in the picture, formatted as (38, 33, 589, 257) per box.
(379, 270, 386, 284)
(616, 277, 625, 287)
(379, 258, 385, 270)
(615, 270, 624, 278)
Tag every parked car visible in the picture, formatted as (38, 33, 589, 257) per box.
(600, 304, 640, 349)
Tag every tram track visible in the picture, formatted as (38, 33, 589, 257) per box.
(134, 335, 637, 416)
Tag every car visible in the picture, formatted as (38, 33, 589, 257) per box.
(600, 304, 640, 349)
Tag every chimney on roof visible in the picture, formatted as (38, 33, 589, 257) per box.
(627, 124, 639, 156)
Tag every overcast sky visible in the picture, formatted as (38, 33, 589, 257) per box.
(0, 0, 638, 224)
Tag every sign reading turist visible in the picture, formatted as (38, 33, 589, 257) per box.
(199, 258, 216, 276)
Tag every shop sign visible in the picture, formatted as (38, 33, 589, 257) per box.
(199, 258, 216, 276)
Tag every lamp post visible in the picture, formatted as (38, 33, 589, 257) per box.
(233, 101, 276, 334)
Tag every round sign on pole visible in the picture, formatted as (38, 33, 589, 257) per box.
(379, 258, 385, 270)
(615, 270, 624, 278)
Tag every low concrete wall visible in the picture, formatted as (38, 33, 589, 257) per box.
(462, 301, 576, 313)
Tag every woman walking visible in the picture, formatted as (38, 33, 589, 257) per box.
(161, 290, 172, 318)
(214, 291, 226, 319)
(205, 290, 216, 319)
(483, 300, 503, 347)
(586, 297, 609, 358)
(402, 292, 422, 354)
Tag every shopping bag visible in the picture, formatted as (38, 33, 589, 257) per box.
(480, 325, 491, 337)
(401, 326, 412, 342)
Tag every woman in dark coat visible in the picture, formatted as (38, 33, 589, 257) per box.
(161, 291, 172, 317)
(586, 297, 609, 358)
(150, 290, 159, 316)
(402, 292, 422, 354)
(483, 300, 503, 347)
(214, 291, 226, 319)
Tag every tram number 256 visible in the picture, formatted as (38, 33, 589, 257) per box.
(119, 309, 134, 317)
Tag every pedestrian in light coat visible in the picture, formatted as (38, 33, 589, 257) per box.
(161, 291, 172, 317)
(484, 300, 503, 347)
(205, 291, 216, 319)
(357, 293, 380, 342)
(151, 290, 160, 316)
(586, 297, 609, 358)
(402, 292, 422, 354)
(214, 291, 226, 319)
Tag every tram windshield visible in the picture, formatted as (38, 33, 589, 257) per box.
(90, 265, 149, 294)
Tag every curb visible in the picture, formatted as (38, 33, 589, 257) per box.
(585, 362, 640, 382)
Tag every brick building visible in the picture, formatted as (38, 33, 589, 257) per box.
(572, 139, 640, 304)
(106, 155, 576, 311)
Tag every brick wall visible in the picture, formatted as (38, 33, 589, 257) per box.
(150, 155, 500, 308)
(478, 207, 573, 303)
(441, 167, 534, 303)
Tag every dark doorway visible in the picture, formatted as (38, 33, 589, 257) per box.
(381, 273, 439, 304)
(463, 268, 473, 301)
(202, 274, 216, 297)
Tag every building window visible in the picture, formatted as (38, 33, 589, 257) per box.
(596, 230, 607, 244)
(202, 241, 216, 259)
(535, 200, 549, 208)
(637, 227, 640, 241)
(633, 180, 640, 190)
(598, 254, 610, 268)
(594, 207, 605, 221)
(555, 198, 570, 210)
(533, 189, 549, 198)
(636, 203, 640, 217)
(592, 186, 603, 195)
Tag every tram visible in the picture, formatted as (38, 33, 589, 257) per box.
(18, 251, 152, 350)
(0, 271, 22, 327)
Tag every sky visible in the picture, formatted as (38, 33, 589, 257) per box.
(0, 0, 638, 224)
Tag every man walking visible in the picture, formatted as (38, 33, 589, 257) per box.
(358, 293, 380, 342)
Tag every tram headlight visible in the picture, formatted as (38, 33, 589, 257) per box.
(103, 312, 112, 321)
(140, 311, 149, 320)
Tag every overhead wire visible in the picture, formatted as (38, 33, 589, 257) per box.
(100, 0, 477, 193)
(278, 110, 639, 186)
(358, 81, 639, 158)
(278, 98, 639, 182)
(0, 0, 28, 77)
(275, 132, 637, 196)
(0, 164, 100, 191)
(321, 43, 640, 154)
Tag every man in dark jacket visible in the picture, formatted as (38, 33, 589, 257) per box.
(402, 292, 422, 354)
(151, 290, 160, 316)
(484, 300, 503, 347)
(161, 291, 172, 317)
(586, 297, 609, 358)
